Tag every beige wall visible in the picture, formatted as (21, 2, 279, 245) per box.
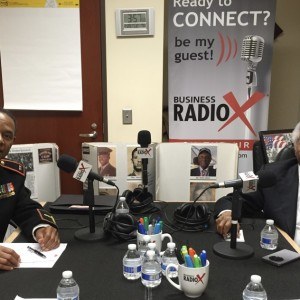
(105, 0, 300, 143)
(105, 0, 164, 143)
(269, 0, 300, 129)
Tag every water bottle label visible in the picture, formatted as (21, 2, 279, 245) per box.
(57, 297, 79, 300)
(262, 237, 272, 244)
(142, 272, 162, 281)
(261, 238, 277, 245)
(124, 265, 141, 274)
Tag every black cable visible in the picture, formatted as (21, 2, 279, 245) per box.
(111, 185, 120, 213)
(164, 186, 213, 233)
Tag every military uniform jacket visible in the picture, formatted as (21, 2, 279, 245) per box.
(0, 159, 57, 241)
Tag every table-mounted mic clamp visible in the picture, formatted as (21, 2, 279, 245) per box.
(213, 188, 254, 259)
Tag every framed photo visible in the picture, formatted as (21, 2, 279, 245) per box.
(259, 129, 293, 163)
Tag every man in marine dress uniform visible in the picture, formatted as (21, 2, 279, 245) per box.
(0, 109, 60, 271)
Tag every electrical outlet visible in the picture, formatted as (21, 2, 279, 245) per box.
(122, 109, 132, 124)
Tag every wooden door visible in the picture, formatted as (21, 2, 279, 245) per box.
(0, 0, 104, 195)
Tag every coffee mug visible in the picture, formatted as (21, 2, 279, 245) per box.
(166, 261, 210, 298)
(137, 231, 173, 254)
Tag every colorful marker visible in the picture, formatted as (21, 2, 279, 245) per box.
(184, 254, 194, 268)
(200, 250, 207, 267)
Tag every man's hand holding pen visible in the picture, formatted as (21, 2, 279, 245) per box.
(35, 226, 60, 251)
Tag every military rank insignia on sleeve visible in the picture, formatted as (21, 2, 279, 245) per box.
(36, 209, 57, 228)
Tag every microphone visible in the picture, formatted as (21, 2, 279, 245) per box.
(137, 130, 151, 190)
(241, 35, 264, 87)
(211, 170, 276, 193)
(57, 154, 116, 186)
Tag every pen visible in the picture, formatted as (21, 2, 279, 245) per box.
(154, 222, 161, 234)
(184, 254, 194, 268)
(27, 246, 46, 259)
(144, 217, 149, 231)
(188, 247, 196, 259)
(200, 250, 207, 267)
(193, 254, 201, 267)
(138, 223, 146, 234)
(181, 245, 188, 259)
(148, 224, 153, 235)
(159, 220, 163, 231)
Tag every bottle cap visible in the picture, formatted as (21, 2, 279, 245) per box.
(250, 275, 262, 283)
(167, 242, 175, 249)
(120, 196, 126, 201)
(128, 244, 137, 250)
(62, 270, 73, 279)
(148, 243, 156, 250)
(146, 250, 155, 259)
(266, 219, 274, 225)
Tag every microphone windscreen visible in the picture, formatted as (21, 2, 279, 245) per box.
(57, 154, 78, 173)
(138, 130, 151, 147)
(257, 170, 277, 188)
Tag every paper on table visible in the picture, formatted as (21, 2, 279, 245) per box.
(15, 296, 55, 300)
(1, 243, 67, 268)
(224, 229, 245, 242)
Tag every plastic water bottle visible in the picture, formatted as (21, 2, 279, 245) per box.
(242, 275, 267, 300)
(123, 244, 142, 280)
(145, 242, 161, 264)
(115, 196, 129, 215)
(161, 242, 178, 277)
(138, 235, 151, 259)
(141, 250, 162, 288)
(57, 270, 79, 300)
(260, 219, 278, 250)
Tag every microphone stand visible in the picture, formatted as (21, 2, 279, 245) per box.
(142, 158, 148, 192)
(74, 178, 106, 242)
(213, 187, 254, 259)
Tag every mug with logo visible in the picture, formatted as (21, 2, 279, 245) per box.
(166, 261, 210, 298)
(137, 231, 173, 254)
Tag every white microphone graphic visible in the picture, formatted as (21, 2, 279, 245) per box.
(241, 35, 264, 88)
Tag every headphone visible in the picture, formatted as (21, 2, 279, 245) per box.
(121, 188, 157, 214)
(103, 211, 137, 241)
(102, 187, 155, 240)
(173, 203, 211, 230)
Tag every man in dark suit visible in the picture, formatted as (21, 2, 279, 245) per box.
(0, 109, 60, 270)
(191, 147, 216, 177)
(214, 121, 300, 243)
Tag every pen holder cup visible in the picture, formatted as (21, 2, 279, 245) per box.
(166, 261, 210, 298)
(137, 231, 173, 254)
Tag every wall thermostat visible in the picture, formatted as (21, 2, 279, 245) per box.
(115, 8, 155, 37)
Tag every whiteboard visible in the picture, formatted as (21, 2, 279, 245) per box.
(0, 8, 82, 110)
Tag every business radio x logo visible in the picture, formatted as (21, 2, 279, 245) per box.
(137, 147, 153, 158)
(73, 160, 92, 182)
(184, 273, 206, 285)
(79, 162, 89, 173)
(218, 91, 265, 136)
